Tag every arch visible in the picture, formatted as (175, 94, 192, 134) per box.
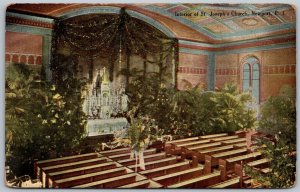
(57, 6, 175, 38)
(241, 56, 260, 103)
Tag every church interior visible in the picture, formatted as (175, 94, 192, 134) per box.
(5, 4, 296, 189)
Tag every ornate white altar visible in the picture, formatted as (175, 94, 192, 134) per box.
(83, 67, 129, 136)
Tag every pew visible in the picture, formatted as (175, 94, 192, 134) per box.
(127, 156, 178, 171)
(72, 173, 138, 188)
(167, 171, 221, 188)
(118, 179, 162, 188)
(139, 161, 191, 178)
(36, 153, 99, 168)
(247, 158, 270, 169)
(42, 157, 108, 174)
(234, 142, 247, 147)
(108, 148, 156, 161)
(196, 145, 234, 162)
(53, 167, 127, 188)
(188, 142, 222, 151)
(48, 162, 117, 181)
(176, 139, 210, 147)
(222, 138, 247, 145)
(35, 153, 99, 180)
(117, 152, 166, 166)
(261, 168, 271, 174)
(199, 133, 228, 139)
(208, 177, 241, 188)
(204, 148, 248, 173)
(211, 135, 239, 142)
(219, 152, 261, 180)
(41, 157, 109, 187)
(166, 137, 199, 145)
(152, 166, 203, 186)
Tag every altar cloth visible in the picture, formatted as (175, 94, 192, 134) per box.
(86, 118, 128, 137)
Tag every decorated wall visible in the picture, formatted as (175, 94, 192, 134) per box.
(5, 4, 296, 103)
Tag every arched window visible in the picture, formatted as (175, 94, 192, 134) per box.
(242, 57, 260, 103)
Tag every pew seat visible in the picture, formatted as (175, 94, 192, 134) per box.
(208, 177, 240, 188)
(199, 133, 228, 139)
(72, 173, 137, 188)
(167, 171, 221, 188)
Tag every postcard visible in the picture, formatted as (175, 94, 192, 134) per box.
(5, 3, 296, 189)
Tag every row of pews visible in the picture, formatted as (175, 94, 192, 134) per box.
(34, 131, 270, 188)
(165, 132, 271, 188)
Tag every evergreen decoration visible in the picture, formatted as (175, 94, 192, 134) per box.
(258, 96, 296, 146)
(244, 137, 296, 188)
(6, 63, 86, 177)
(51, 8, 177, 83)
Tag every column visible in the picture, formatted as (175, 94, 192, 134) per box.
(42, 35, 52, 81)
(207, 52, 216, 91)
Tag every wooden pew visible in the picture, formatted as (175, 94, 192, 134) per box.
(53, 167, 127, 188)
(127, 156, 178, 171)
(219, 152, 261, 180)
(41, 157, 109, 187)
(199, 133, 228, 139)
(261, 168, 272, 174)
(204, 148, 248, 174)
(222, 138, 247, 145)
(48, 162, 117, 182)
(118, 179, 162, 188)
(117, 152, 166, 166)
(188, 142, 222, 151)
(152, 166, 203, 186)
(234, 142, 247, 147)
(42, 157, 108, 174)
(176, 139, 210, 148)
(139, 161, 191, 178)
(211, 135, 239, 142)
(35, 153, 99, 180)
(208, 177, 241, 188)
(166, 137, 199, 145)
(167, 171, 221, 188)
(72, 173, 138, 188)
(247, 158, 270, 169)
(108, 148, 156, 161)
(196, 145, 235, 162)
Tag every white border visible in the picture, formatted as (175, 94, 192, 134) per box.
(0, 1, 298, 192)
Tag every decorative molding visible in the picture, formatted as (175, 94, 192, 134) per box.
(179, 41, 295, 55)
(6, 16, 53, 29)
(6, 23, 53, 36)
(263, 64, 296, 74)
(6, 12, 54, 24)
(177, 67, 207, 75)
(216, 69, 240, 76)
(179, 33, 295, 49)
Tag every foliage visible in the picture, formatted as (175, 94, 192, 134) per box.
(244, 137, 296, 188)
(125, 66, 257, 138)
(6, 63, 86, 177)
(245, 95, 296, 188)
(258, 96, 296, 146)
(126, 114, 161, 152)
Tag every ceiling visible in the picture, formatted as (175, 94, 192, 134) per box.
(7, 3, 296, 41)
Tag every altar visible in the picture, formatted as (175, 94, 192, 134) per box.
(83, 67, 129, 137)
(86, 118, 128, 137)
